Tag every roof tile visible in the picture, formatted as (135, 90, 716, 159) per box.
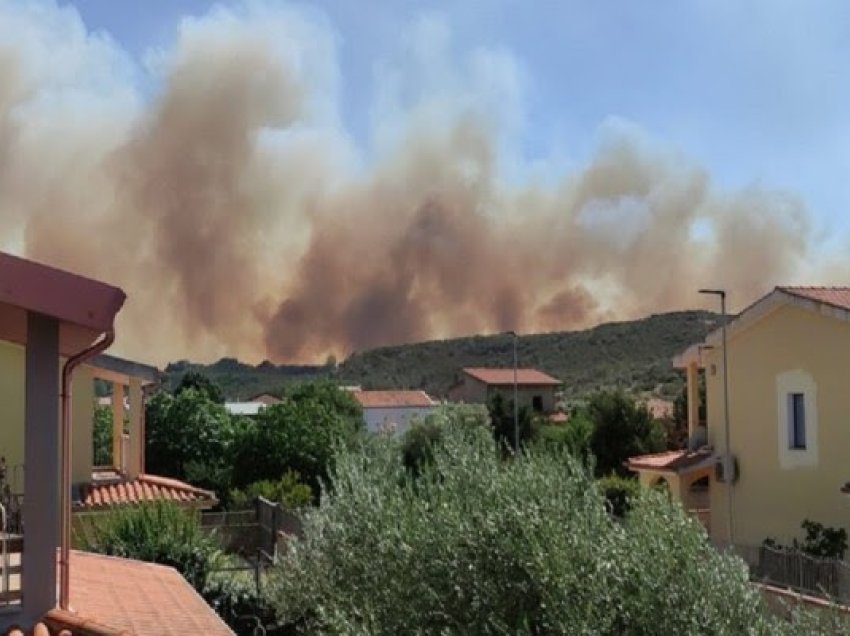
(778, 286, 850, 312)
(462, 368, 561, 386)
(76, 475, 216, 510)
(353, 390, 435, 408)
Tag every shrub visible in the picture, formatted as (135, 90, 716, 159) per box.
(79, 501, 220, 591)
(230, 471, 313, 510)
(534, 412, 593, 458)
(597, 473, 641, 518)
(203, 577, 284, 635)
(267, 427, 819, 634)
(765, 519, 849, 560)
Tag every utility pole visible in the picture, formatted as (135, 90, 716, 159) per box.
(699, 289, 734, 546)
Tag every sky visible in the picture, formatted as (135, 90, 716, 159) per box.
(69, 0, 850, 242)
(2, 1, 849, 363)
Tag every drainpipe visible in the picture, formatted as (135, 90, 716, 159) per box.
(59, 330, 114, 610)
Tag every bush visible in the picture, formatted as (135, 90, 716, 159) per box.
(203, 577, 284, 636)
(401, 403, 490, 475)
(587, 390, 666, 476)
(79, 501, 220, 591)
(267, 427, 822, 635)
(534, 412, 593, 458)
(597, 473, 641, 518)
(230, 471, 313, 510)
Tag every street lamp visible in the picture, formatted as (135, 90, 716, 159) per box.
(699, 288, 734, 545)
(505, 330, 519, 453)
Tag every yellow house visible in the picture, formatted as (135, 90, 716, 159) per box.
(629, 286, 850, 550)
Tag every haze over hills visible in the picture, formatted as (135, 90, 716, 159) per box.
(163, 310, 719, 401)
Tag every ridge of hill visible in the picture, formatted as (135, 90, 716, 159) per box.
(163, 310, 719, 401)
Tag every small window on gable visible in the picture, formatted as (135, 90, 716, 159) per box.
(788, 392, 806, 450)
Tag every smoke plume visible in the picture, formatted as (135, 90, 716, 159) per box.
(0, 3, 815, 364)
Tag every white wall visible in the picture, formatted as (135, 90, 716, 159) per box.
(364, 406, 436, 435)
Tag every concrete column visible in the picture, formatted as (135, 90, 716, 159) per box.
(22, 312, 59, 620)
(71, 367, 93, 485)
(111, 383, 124, 472)
(686, 362, 700, 440)
(126, 378, 142, 480)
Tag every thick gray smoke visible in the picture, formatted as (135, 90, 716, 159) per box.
(0, 3, 813, 363)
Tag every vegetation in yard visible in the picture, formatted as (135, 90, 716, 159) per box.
(400, 403, 489, 474)
(587, 389, 666, 476)
(764, 519, 849, 560)
(79, 500, 221, 591)
(92, 404, 112, 466)
(268, 427, 843, 635)
(534, 412, 593, 458)
(597, 473, 642, 518)
(229, 384, 363, 497)
(488, 392, 534, 452)
(229, 471, 313, 510)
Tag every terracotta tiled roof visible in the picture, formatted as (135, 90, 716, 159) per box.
(60, 551, 232, 635)
(76, 475, 217, 510)
(626, 448, 714, 473)
(778, 286, 850, 312)
(353, 390, 435, 408)
(462, 368, 561, 386)
(548, 412, 569, 424)
(249, 393, 282, 405)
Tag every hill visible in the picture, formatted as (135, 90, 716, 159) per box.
(163, 310, 719, 401)
(337, 310, 718, 399)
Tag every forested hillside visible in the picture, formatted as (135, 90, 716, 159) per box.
(163, 310, 719, 400)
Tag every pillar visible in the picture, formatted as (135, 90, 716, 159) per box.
(22, 312, 59, 619)
(111, 383, 124, 472)
(126, 378, 142, 479)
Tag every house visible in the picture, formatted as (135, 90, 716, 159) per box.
(351, 390, 437, 434)
(448, 368, 561, 414)
(249, 393, 282, 406)
(628, 286, 850, 549)
(0, 250, 231, 634)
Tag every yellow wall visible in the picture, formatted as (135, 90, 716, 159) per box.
(0, 341, 26, 492)
(705, 303, 850, 546)
(0, 342, 96, 491)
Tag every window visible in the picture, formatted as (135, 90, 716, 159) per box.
(532, 396, 543, 412)
(788, 392, 806, 450)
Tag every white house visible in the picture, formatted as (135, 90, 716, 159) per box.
(352, 390, 437, 435)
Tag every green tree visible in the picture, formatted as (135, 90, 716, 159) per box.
(144, 388, 236, 495)
(285, 381, 363, 433)
(175, 370, 225, 404)
(79, 500, 220, 592)
(400, 403, 490, 475)
(587, 390, 666, 476)
(488, 392, 534, 452)
(93, 405, 113, 467)
(229, 470, 313, 510)
(269, 428, 829, 635)
(230, 391, 358, 496)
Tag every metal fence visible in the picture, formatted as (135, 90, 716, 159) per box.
(728, 542, 850, 603)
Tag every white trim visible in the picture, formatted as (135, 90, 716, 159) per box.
(776, 369, 818, 470)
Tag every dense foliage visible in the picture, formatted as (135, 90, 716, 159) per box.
(400, 403, 490, 474)
(597, 473, 642, 518)
(80, 501, 220, 591)
(175, 369, 227, 403)
(765, 519, 849, 560)
(229, 471, 313, 510)
(230, 385, 362, 496)
(145, 388, 237, 494)
(92, 404, 112, 467)
(162, 311, 719, 400)
(145, 378, 362, 504)
(268, 428, 837, 635)
(587, 390, 666, 476)
(488, 392, 534, 452)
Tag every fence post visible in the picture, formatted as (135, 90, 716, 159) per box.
(255, 548, 262, 595)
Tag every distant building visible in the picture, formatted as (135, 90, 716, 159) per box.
(225, 401, 268, 417)
(448, 368, 561, 414)
(352, 390, 437, 435)
(249, 392, 282, 406)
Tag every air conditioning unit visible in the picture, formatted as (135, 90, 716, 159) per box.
(715, 455, 739, 483)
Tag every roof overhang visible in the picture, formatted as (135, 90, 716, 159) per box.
(626, 448, 716, 475)
(0, 252, 125, 355)
(90, 353, 159, 386)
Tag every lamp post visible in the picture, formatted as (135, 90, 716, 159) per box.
(506, 330, 519, 453)
(699, 288, 734, 545)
